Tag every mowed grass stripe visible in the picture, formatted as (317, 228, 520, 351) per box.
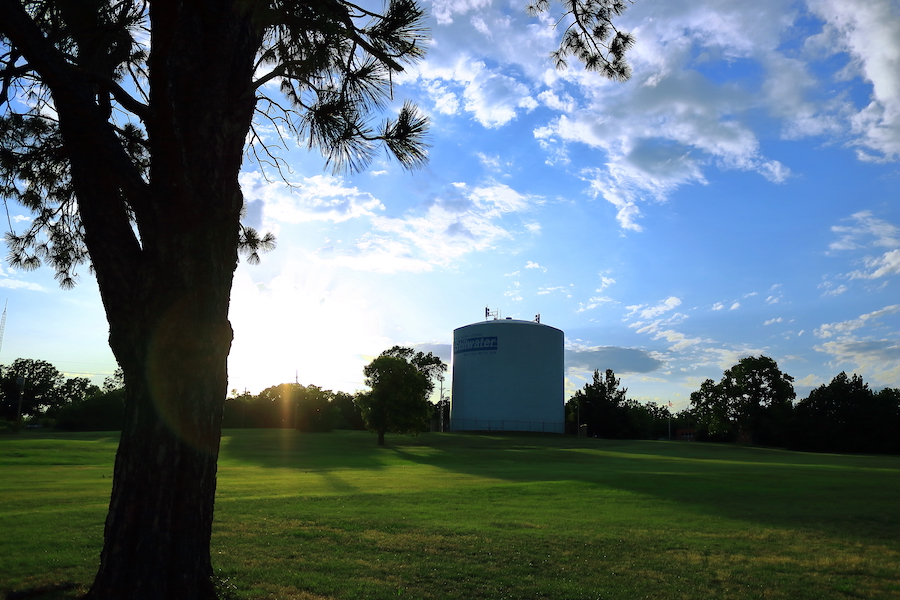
(2, 429, 899, 599)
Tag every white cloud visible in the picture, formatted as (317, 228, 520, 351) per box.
(363, 182, 538, 268)
(730, 302, 741, 310)
(313, 236, 433, 274)
(828, 212, 900, 280)
(814, 305, 900, 338)
(597, 275, 616, 291)
(815, 339, 900, 387)
(413, 0, 898, 231)
(830, 211, 900, 251)
(712, 302, 724, 311)
(525, 260, 546, 272)
(764, 317, 783, 326)
(240, 172, 384, 228)
(576, 296, 614, 312)
(851, 249, 900, 279)
(538, 285, 573, 298)
(819, 281, 848, 297)
(432, 0, 492, 26)
(0, 278, 45, 292)
(627, 296, 682, 320)
(476, 152, 503, 171)
(806, 0, 900, 161)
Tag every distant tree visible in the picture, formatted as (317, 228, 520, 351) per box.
(292, 384, 335, 432)
(691, 356, 795, 445)
(566, 369, 672, 439)
(358, 351, 441, 445)
(102, 368, 125, 393)
(689, 378, 732, 442)
(623, 399, 671, 439)
(221, 383, 340, 430)
(256, 384, 298, 428)
(792, 373, 900, 454)
(331, 391, 366, 431)
(873, 388, 900, 454)
(51, 376, 101, 412)
(55, 386, 125, 431)
(379, 345, 447, 397)
(567, 368, 627, 438)
(221, 389, 257, 429)
(0, 358, 65, 420)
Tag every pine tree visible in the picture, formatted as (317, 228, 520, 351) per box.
(0, 1, 633, 597)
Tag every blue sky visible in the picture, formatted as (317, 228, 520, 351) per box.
(3, 0, 899, 410)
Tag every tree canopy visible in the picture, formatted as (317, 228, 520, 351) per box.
(791, 372, 900, 454)
(358, 346, 446, 445)
(690, 355, 795, 445)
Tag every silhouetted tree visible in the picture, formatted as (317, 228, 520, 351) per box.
(566, 369, 672, 439)
(291, 384, 335, 432)
(567, 369, 626, 437)
(50, 376, 101, 414)
(55, 386, 125, 431)
(332, 390, 366, 430)
(0, 358, 64, 420)
(0, 1, 633, 596)
(379, 345, 447, 396)
(689, 378, 732, 442)
(691, 356, 795, 445)
(792, 373, 900, 454)
(102, 368, 125, 393)
(358, 350, 442, 445)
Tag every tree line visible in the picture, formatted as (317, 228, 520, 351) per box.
(214, 345, 448, 446)
(567, 356, 900, 455)
(0, 358, 125, 431)
(2, 346, 448, 445)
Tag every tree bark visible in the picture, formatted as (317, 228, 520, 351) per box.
(43, 3, 260, 598)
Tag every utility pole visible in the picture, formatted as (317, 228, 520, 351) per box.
(14, 375, 25, 432)
(439, 379, 445, 432)
(668, 400, 673, 440)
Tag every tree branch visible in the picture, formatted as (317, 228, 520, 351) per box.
(0, 0, 146, 283)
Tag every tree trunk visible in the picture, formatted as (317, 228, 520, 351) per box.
(87, 306, 231, 600)
(74, 3, 262, 598)
(378, 429, 386, 446)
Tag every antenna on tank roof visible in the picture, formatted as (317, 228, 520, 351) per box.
(535, 313, 540, 323)
(485, 306, 499, 321)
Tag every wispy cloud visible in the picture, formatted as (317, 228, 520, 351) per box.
(830, 211, 899, 251)
(240, 172, 384, 228)
(814, 305, 900, 338)
(827, 212, 900, 282)
(627, 296, 682, 320)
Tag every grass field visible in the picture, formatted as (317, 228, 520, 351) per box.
(1, 429, 899, 599)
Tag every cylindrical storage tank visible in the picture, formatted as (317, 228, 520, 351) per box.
(450, 319, 564, 433)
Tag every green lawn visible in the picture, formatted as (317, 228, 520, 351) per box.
(2, 429, 899, 599)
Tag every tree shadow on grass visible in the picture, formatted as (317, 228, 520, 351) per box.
(213, 429, 900, 548)
(4, 582, 81, 600)
(389, 432, 900, 546)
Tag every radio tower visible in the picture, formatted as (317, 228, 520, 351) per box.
(0, 300, 6, 356)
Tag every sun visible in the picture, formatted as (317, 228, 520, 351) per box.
(226, 261, 391, 395)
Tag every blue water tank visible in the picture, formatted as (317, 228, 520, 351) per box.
(450, 319, 564, 433)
